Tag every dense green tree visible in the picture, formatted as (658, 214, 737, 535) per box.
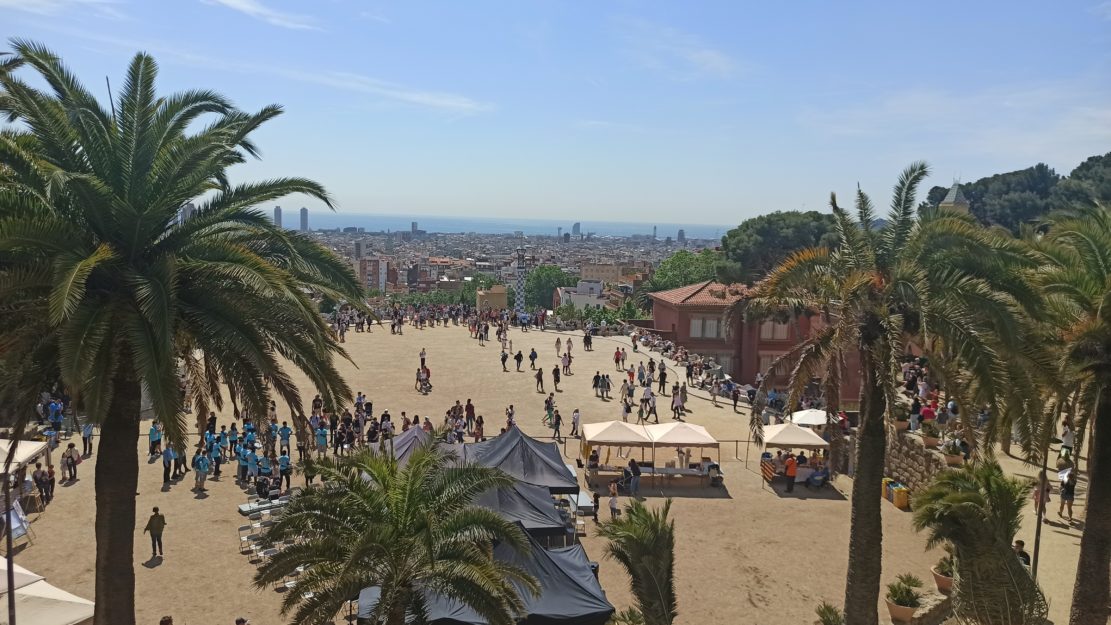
(645, 248, 719, 292)
(256, 443, 537, 625)
(717, 211, 837, 284)
(1026, 203, 1111, 625)
(597, 499, 677, 625)
(524, 264, 576, 308)
(0, 41, 363, 625)
(1051, 152, 1111, 208)
(925, 163, 1061, 232)
(734, 163, 1036, 625)
(913, 461, 1048, 624)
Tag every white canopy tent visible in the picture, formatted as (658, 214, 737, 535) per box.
(0, 440, 49, 475)
(788, 409, 830, 427)
(0, 560, 93, 625)
(580, 421, 652, 447)
(645, 422, 719, 448)
(762, 423, 829, 449)
(581, 421, 721, 478)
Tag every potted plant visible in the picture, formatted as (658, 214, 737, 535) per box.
(941, 440, 965, 466)
(885, 573, 923, 622)
(932, 554, 954, 593)
(814, 602, 844, 625)
(892, 408, 910, 432)
(919, 420, 941, 447)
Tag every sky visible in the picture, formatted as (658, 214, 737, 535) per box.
(3, 1, 1111, 226)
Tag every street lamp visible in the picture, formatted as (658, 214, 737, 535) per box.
(514, 246, 527, 318)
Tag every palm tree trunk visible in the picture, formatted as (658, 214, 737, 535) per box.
(843, 349, 886, 625)
(1068, 385, 1111, 625)
(93, 359, 142, 625)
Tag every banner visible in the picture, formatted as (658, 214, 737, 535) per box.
(3, 501, 29, 540)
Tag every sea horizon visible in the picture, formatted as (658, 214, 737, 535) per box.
(303, 212, 730, 241)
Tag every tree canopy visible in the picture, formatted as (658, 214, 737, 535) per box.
(644, 249, 719, 292)
(524, 265, 576, 308)
(716, 211, 837, 284)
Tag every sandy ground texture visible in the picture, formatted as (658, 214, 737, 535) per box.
(13, 321, 1082, 625)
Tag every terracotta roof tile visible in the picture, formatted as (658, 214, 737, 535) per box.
(650, 280, 748, 308)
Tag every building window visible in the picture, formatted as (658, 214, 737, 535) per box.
(759, 320, 789, 340)
(689, 317, 703, 338)
(703, 317, 720, 339)
(759, 352, 789, 377)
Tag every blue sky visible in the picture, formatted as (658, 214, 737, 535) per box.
(4, 1, 1110, 226)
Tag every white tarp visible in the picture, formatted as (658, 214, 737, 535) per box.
(762, 423, 829, 449)
(0, 439, 49, 474)
(644, 422, 719, 448)
(581, 421, 652, 446)
(789, 409, 830, 427)
(0, 579, 94, 625)
(0, 560, 43, 592)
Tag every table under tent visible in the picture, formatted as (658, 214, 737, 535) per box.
(580, 421, 722, 488)
(758, 422, 830, 487)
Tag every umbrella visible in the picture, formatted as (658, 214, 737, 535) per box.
(789, 409, 830, 426)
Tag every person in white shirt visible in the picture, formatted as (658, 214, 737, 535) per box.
(570, 409, 581, 437)
(1060, 421, 1075, 458)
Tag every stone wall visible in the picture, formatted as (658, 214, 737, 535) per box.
(884, 430, 947, 496)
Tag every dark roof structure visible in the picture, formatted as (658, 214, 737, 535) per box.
(464, 428, 579, 494)
(357, 527, 614, 625)
(475, 483, 567, 537)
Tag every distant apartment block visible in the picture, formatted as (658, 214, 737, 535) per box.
(273, 206, 282, 228)
(299, 207, 309, 232)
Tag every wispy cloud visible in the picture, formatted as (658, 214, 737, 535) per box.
(35, 28, 491, 114)
(359, 11, 391, 24)
(616, 17, 738, 80)
(0, 0, 125, 19)
(1092, 1, 1111, 19)
(202, 0, 319, 30)
(798, 82, 1111, 168)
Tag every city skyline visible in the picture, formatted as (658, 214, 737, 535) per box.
(5, 2, 1110, 224)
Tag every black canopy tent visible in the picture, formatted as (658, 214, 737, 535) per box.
(357, 526, 613, 625)
(474, 483, 566, 538)
(464, 428, 579, 495)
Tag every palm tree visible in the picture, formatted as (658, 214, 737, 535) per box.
(254, 444, 538, 625)
(596, 498, 677, 625)
(0, 41, 363, 625)
(1025, 203, 1111, 625)
(912, 460, 1048, 624)
(731, 163, 1039, 625)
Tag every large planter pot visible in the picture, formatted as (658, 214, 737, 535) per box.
(944, 453, 964, 467)
(894, 420, 910, 432)
(885, 600, 918, 622)
(922, 436, 940, 448)
(932, 568, 953, 593)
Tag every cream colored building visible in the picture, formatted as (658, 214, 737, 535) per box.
(580, 263, 624, 284)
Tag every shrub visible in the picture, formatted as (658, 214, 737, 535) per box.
(815, 601, 845, 625)
(886, 573, 924, 608)
(935, 555, 955, 577)
(920, 420, 941, 438)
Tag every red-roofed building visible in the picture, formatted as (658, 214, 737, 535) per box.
(649, 280, 861, 399)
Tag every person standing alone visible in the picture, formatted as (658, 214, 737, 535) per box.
(784, 454, 797, 493)
(143, 506, 166, 558)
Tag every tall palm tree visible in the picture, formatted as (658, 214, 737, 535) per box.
(1026, 203, 1111, 625)
(596, 498, 677, 625)
(0, 41, 363, 625)
(912, 460, 1048, 624)
(732, 163, 1039, 625)
(255, 444, 538, 625)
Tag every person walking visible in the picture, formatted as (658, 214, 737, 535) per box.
(501, 350, 509, 372)
(192, 449, 210, 492)
(628, 459, 641, 497)
(161, 445, 174, 484)
(143, 506, 166, 558)
(60, 442, 80, 481)
(571, 408, 581, 438)
(1059, 470, 1078, 521)
(608, 481, 620, 519)
(552, 365, 561, 392)
(529, 348, 538, 370)
(784, 454, 797, 493)
(551, 410, 563, 443)
(672, 392, 683, 420)
(419, 347, 427, 368)
(514, 350, 524, 371)
(535, 368, 545, 393)
(81, 420, 94, 456)
(555, 337, 562, 356)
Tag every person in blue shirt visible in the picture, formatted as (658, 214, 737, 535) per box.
(192, 450, 210, 492)
(314, 426, 329, 459)
(81, 421, 94, 455)
(218, 426, 229, 459)
(244, 419, 256, 434)
(258, 453, 271, 478)
(148, 423, 162, 457)
(236, 441, 248, 482)
(246, 448, 259, 484)
(278, 449, 291, 491)
(278, 421, 293, 452)
(43, 427, 58, 450)
(161, 446, 174, 484)
(208, 439, 222, 478)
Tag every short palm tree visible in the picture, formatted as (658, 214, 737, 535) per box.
(1026, 203, 1111, 625)
(596, 498, 677, 625)
(912, 460, 1048, 624)
(732, 163, 1039, 625)
(255, 444, 538, 625)
(0, 41, 362, 625)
